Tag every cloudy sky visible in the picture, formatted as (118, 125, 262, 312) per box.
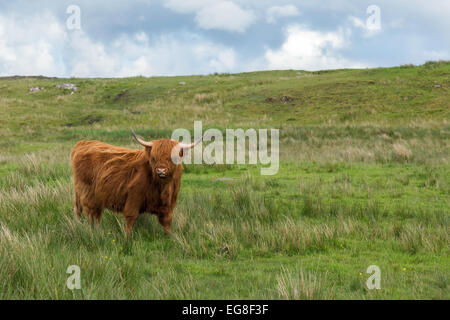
(0, 0, 448, 77)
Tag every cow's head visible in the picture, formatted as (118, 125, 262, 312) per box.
(131, 129, 202, 180)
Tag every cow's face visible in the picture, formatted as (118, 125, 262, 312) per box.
(147, 139, 182, 180)
(131, 129, 203, 181)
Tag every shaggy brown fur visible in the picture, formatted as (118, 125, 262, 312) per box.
(70, 139, 183, 234)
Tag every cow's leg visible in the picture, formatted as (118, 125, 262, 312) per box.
(84, 205, 102, 225)
(158, 211, 173, 235)
(73, 191, 83, 219)
(123, 199, 140, 236)
(93, 207, 103, 224)
(125, 214, 138, 235)
(80, 194, 102, 225)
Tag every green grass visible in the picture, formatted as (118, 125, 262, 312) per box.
(0, 61, 449, 299)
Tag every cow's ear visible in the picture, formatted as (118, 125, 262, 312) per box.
(180, 147, 193, 158)
(171, 145, 186, 165)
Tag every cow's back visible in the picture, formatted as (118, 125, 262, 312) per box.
(71, 140, 148, 210)
(71, 140, 118, 185)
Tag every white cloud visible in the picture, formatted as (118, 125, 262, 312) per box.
(134, 31, 149, 43)
(348, 16, 365, 29)
(195, 1, 255, 32)
(66, 31, 239, 77)
(0, 11, 67, 76)
(265, 24, 367, 71)
(65, 31, 118, 77)
(266, 5, 300, 24)
(165, 0, 255, 32)
(348, 16, 381, 38)
(164, 0, 211, 14)
(111, 33, 238, 76)
(349, 14, 406, 38)
(0, 11, 240, 77)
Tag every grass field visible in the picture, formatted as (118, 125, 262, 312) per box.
(0, 61, 449, 299)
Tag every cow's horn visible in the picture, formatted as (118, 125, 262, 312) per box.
(178, 135, 204, 149)
(130, 128, 153, 148)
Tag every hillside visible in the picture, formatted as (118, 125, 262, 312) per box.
(0, 61, 449, 299)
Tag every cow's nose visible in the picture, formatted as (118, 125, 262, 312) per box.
(156, 168, 167, 177)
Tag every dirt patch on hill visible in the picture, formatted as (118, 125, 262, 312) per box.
(265, 95, 294, 103)
(65, 114, 104, 127)
(113, 91, 130, 102)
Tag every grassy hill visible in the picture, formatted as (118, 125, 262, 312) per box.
(0, 61, 449, 299)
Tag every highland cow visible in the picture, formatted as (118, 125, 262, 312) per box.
(70, 129, 202, 235)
